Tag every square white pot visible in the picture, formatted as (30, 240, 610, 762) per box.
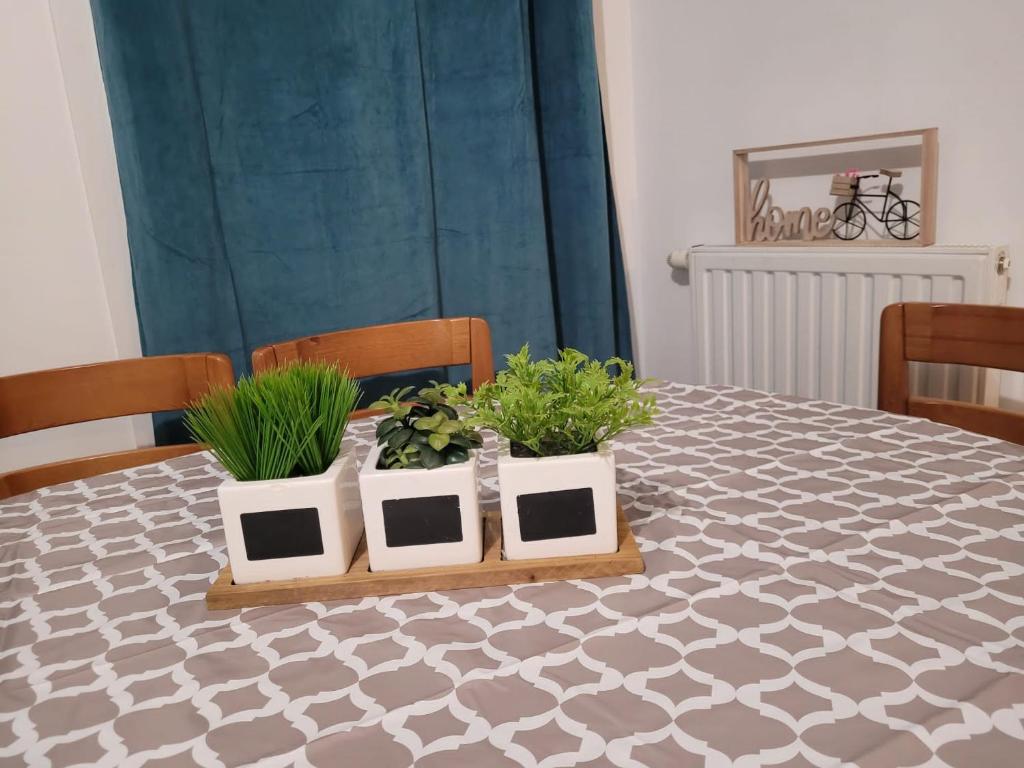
(358, 443, 482, 572)
(497, 440, 618, 560)
(217, 445, 363, 585)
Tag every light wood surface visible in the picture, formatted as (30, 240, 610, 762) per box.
(732, 151, 748, 244)
(734, 128, 936, 155)
(733, 127, 938, 247)
(206, 505, 644, 610)
(251, 317, 494, 419)
(733, 148, 751, 245)
(878, 302, 1024, 444)
(0, 445, 203, 500)
(919, 129, 939, 245)
(729, 239, 928, 248)
(0, 354, 234, 499)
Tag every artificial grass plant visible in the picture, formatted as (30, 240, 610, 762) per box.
(185, 362, 361, 482)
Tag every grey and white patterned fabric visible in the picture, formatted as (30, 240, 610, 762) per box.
(2, 383, 1023, 767)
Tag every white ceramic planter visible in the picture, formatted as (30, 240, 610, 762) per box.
(358, 443, 482, 572)
(217, 445, 363, 585)
(497, 441, 618, 560)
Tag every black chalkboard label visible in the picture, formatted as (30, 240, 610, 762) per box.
(383, 495, 463, 547)
(240, 507, 325, 561)
(517, 487, 596, 541)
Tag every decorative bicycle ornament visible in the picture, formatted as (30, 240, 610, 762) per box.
(830, 170, 921, 241)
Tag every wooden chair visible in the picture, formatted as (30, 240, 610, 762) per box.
(0, 354, 234, 500)
(251, 317, 494, 419)
(878, 303, 1024, 444)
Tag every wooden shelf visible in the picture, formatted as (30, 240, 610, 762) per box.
(206, 505, 644, 610)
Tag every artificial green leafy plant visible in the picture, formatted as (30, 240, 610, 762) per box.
(446, 345, 656, 458)
(185, 362, 361, 482)
(370, 383, 483, 470)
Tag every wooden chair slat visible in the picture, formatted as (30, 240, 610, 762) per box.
(251, 317, 495, 406)
(908, 397, 1024, 446)
(0, 354, 234, 436)
(294, 318, 471, 379)
(878, 302, 1024, 444)
(0, 353, 234, 500)
(0, 444, 205, 500)
(903, 303, 1024, 370)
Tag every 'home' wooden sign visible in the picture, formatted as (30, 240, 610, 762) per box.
(733, 128, 938, 247)
(746, 179, 834, 242)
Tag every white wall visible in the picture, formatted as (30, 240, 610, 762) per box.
(0, 0, 145, 474)
(602, 0, 1023, 407)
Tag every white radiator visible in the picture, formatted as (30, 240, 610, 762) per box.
(681, 245, 1010, 408)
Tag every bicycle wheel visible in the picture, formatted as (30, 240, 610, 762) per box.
(832, 202, 866, 240)
(885, 200, 921, 240)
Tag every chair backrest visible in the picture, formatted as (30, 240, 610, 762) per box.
(0, 353, 234, 499)
(251, 317, 494, 416)
(878, 302, 1024, 444)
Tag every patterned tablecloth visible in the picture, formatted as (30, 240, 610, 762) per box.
(2, 384, 1023, 767)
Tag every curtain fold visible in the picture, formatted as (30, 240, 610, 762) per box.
(92, 0, 632, 439)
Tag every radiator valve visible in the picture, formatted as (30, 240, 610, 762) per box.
(667, 249, 690, 270)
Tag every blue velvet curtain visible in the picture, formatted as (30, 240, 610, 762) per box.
(91, 0, 632, 439)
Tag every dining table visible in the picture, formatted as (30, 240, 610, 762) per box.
(2, 382, 1023, 767)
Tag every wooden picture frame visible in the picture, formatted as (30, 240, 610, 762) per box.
(733, 128, 938, 247)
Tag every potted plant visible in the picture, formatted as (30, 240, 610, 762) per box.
(447, 346, 656, 560)
(358, 383, 484, 572)
(185, 362, 363, 585)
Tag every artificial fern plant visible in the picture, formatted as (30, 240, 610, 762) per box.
(185, 362, 361, 482)
(370, 383, 482, 469)
(445, 345, 656, 458)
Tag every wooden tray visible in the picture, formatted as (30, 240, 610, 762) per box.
(206, 505, 643, 610)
